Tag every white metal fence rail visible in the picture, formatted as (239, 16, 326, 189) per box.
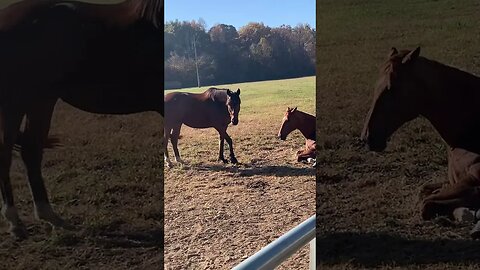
(232, 215, 316, 270)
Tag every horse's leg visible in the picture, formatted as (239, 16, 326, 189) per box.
(21, 102, 67, 228)
(421, 182, 480, 220)
(215, 128, 227, 163)
(224, 130, 238, 164)
(419, 148, 457, 199)
(171, 124, 183, 164)
(419, 181, 448, 200)
(0, 108, 26, 238)
(164, 126, 173, 168)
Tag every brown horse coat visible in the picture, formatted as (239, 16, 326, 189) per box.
(0, 0, 162, 239)
(164, 88, 241, 167)
(278, 107, 316, 164)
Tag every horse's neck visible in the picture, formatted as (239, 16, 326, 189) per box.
(126, 0, 161, 27)
(208, 89, 227, 103)
(295, 112, 316, 140)
(416, 58, 480, 147)
(78, 0, 139, 27)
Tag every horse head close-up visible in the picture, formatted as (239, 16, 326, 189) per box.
(226, 88, 241, 125)
(361, 47, 423, 152)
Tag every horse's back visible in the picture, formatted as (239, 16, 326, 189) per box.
(165, 91, 209, 103)
(165, 91, 206, 113)
(164, 90, 229, 128)
(0, 0, 54, 31)
(0, 0, 163, 115)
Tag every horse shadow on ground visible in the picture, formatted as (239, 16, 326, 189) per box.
(38, 217, 163, 249)
(191, 163, 315, 177)
(94, 229, 163, 248)
(317, 231, 480, 267)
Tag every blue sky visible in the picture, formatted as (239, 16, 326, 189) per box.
(165, 0, 315, 29)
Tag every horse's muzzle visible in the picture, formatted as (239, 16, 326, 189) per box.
(232, 119, 239, 125)
(278, 134, 286, 140)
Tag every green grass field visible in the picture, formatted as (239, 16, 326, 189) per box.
(164, 76, 315, 269)
(318, 1, 480, 269)
(166, 77, 314, 117)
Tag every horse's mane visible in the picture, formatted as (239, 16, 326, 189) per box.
(379, 50, 480, 96)
(129, 0, 162, 28)
(292, 109, 315, 119)
(205, 87, 229, 103)
(379, 50, 411, 78)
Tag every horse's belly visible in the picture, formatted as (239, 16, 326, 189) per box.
(60, 87, 162, 114)
(183, 117, 215, 129)
(181, 109, 230, 129)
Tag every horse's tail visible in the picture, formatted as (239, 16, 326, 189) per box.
(13, 132, 63, 151)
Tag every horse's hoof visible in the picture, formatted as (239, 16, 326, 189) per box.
(218, 158, 228, 164)
(230, 157, 238, 164)
(10, 224, 28, 240)
(35, 206, 75, 230)
(453, 207, 475, 223)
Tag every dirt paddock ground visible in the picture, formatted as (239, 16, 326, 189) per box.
(1, 101, 163, 269)
(164, 77, 316, 269)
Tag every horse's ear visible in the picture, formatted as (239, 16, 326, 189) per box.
(226, 89, 233, 96)
(389, 47, 398, 58)
(292, 107, 297, 112)
(287, 107, 291, 111)
(402, 46, 421, 64)
(236, 88, 241, 95)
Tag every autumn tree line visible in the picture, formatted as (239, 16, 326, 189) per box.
(164, 20, 316, 89)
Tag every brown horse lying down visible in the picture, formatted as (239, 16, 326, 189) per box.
(362, 47, 480, 238)
(297, 139, 316, 163)
(278, 107, 316, 165)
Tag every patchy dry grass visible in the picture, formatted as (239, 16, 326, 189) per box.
(317, 0, 480, 269)
(1, 102, 163, 269)
(164, 77, 316, 269)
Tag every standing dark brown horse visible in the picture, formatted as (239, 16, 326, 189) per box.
(164, 88, 241, 168)
(0, 0, 163, 239)
(362, 47, 480, 237)
(278, 107, 316, 164)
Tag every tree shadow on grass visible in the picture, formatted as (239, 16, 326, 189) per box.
(317, 231, 480, 267)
